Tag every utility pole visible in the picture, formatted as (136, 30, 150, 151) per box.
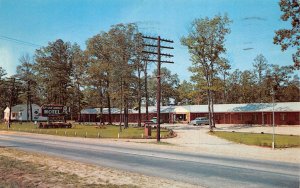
(5, 77, 21, 128)
(8, 78, 16, 129)
(142, 35, 174, 142)
(271, 87, 275, 150)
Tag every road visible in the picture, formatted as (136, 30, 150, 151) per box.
(0, 132, 299, 188)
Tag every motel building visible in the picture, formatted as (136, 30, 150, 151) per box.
(79, 102, 300, 125)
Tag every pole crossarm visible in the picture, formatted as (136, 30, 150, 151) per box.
(142, 36, 174, 43)
(142, 51, 173, 57)
(144, 44, 174, 49)
(142, 59, 174, 64)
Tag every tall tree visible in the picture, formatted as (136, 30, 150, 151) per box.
(132, 32, 145, 126)
(181, 14, 231, 131)
(0, 66, 8, 119)
(227, 69, 242, 103)
(109, 23, 137, 128)
(274, 0, 300, 68)
(218, 58, 231, 103)
(69, 44, 87, 121)
(86, 31, 113, 124)
(253, 54, 269, 102)
(16, 54, 38, 121)
(240, 70, 256, 103)
(35, 39, 73, 105)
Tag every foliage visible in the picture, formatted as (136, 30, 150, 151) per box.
(148, 67, 179, 105)
(175, 80, 194, 105)
(274, 0, 300, 68)
(7, 20, 299, 125)
(181, 14, 232, 130)
(35, 39, 73, 105)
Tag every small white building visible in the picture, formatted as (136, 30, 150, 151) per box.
(4, 104, 48, 122)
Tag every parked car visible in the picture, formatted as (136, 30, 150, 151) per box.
(190, 117, 209, 125)
(150, 117, 163, 124)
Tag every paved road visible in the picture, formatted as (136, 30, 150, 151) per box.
(0, 132, 299, 188)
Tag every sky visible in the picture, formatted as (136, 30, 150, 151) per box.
(0, 0, 297, 81)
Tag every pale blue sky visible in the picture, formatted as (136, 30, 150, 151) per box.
(0, 0, 296, 81)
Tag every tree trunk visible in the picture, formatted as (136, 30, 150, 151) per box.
(106, 78, 112, 125)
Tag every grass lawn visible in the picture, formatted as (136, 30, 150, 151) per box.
(0, 122, 173, 139)
(210, 131, 300, 148)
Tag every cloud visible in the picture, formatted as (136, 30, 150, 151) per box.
(243, 48, 254, 51)
(242, 17, 266, 21)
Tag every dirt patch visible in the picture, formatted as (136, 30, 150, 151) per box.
(0, 147, 200, 188)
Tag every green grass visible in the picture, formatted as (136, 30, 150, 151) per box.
(0, 122, 173, 139)
(210, 131, 300, 148)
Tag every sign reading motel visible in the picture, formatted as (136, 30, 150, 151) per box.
(41, 105, 67, 117)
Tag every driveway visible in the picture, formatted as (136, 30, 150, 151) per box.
(158, 124, 300, 163)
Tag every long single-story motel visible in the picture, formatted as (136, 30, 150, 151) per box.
(79, 102, 300, 125)
(3, 102, 299, 125)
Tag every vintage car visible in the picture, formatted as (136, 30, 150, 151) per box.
(190, 117, 209, 126)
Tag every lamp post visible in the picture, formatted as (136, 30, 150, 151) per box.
(271, 87, 275, 150)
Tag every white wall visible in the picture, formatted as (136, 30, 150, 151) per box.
(3, 105, 48, 121)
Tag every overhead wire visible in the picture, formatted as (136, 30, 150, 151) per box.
(0, 35, 42, 48)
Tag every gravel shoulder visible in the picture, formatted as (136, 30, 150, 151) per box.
(0, 124, 299, 187)
(0, 147, 200, 188)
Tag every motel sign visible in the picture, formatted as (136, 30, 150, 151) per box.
(41, 105, 68, 117)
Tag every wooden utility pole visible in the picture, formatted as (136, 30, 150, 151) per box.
(7, 78, 18, 129)
(142, 36, 174, 142)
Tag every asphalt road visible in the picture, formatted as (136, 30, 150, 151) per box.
(0, 132, 299, 188)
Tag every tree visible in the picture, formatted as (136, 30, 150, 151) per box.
(35, 39, 73, 105)
(253, 54, 269, 102)
(86, 31, 113, 124)
(148, 68, 179, 106)
(108, 23, 137, 129)
(274, 0, 300, 68)
(69, 44, 87, 121)
(181, 14, 231, 131)
(217, 58, 231, 104)
(86, 23, 141, 128)
(240, 70, 256, 103)
(132, 32, 145, 126)
(16, 54, 38, 121)
(0, 66, 8, 119)
(227, 69, 242, 103)
(176, 80, 194, 105)
(265, 64, 297, 101)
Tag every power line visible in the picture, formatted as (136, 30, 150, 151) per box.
(0, 35, 42, 48)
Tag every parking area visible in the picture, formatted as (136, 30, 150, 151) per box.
(158, 124, 300, 163)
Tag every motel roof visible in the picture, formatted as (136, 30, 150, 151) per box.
(81, 102, 300, 114)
